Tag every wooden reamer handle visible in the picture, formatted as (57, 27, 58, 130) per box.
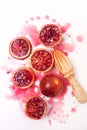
(67, 74, 87, 103)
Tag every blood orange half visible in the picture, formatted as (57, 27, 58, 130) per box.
(29, 48, 54, 73)
(12, 67, 35, 89)
(39, 24, 62, 47)
(25, 96, 47, 120)
(9, 36, 32, 60)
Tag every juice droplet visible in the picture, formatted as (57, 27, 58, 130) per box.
(30, 17, 34, 21)
(76, 35, 83, 42)
(61, 23, 71, 33)
(36, 16, 41, 20)
(71, 108, 77, 113)
(45, 15, 50, 19)
(46, 74, 70, 123)
(54, 42, 76, 55)
(48, 119, 52, 125)
(19, 24, 40, 47)
(8, 84, 41, 102)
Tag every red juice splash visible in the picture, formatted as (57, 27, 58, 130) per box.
(5, 15, 79, 124)
(54, 42, 76, 55)
(30, 17, 34, 21)
(36, 16, 41, 20)
(54, 31, 76, 55)
(19, 24, 40, 47)
(6, 84, 41, 112)
(7, 84, 41, 102)
(76, 35, 84, 42)
(71, 107, 77, 113)
(46, 74, 70, 124)
(1, 65, 14, 74)
(47, 97, 69, 124)
(61, 23, 71, 34)
(44, 15, 50, 19)
(52, 18, 56, 23)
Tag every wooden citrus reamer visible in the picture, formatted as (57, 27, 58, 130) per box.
(53, 50, 87, 103)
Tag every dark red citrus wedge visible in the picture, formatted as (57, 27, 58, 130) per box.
(25, 96, 47, 120)
(39, 24, 62, 47)
(9, 36, 32, 60)
(29, 48, 54, 73)
(40, 74, 63, 97)
(12, 67, 34, 89)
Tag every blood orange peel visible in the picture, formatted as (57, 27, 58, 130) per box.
(9, 36, 32, 60)
(25, 96, 47, 120)
(29, 48, 54, 73)
(12, 67, 35, 89)
(39, 24, 62, 48)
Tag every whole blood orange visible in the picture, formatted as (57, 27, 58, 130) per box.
(40, 74, 63, 97)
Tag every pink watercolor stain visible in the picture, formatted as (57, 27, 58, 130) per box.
(54, 42, 75, 55)
(47, 97, 69, 124)
(71, 91, 74, 97)
(6, 84, 41, 112)
(47, 74, 70, 123)
(7, 84, 41, 103)
(48, 119, 52, 125)
(30, 17, 34, 21)
(19, 24, 40, 47)
(1, 65, 14, 74)
(36, 16, 41, 20)
(71, 108, 77, 113)
(44, 15, 50, 19)
(76, 35, 83, 42)
(52, 18, 56, 23)
(61, 23, 71, 33)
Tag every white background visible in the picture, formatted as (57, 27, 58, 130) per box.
(0, 0, 87, 130)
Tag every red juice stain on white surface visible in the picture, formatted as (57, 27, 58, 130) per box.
(30, 17, 34, 21)
(54, 42, 75, 55)
(71, 107, 77, 113)
(7, 72, 45, 110)
(5, 15, 79, 124)
(36, 16, 41, 20)
(76, 35, 84, 42)
(19, 24, 40, 47)
(1, 65, 14, 74)
(47, 74, 70, 124)
(44, 15, 50, 19)
(47, 97, 69, 124)
(61, 23, 71, 33)
(52, 18, 56, 23)
(48, 119, 52, 125)
(6, 84, 41, 112)
(54, 23, 76, 54)
(7, 84, 41, 102)
(71, 91, 74, 97)
(6, 69, 13, 74)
